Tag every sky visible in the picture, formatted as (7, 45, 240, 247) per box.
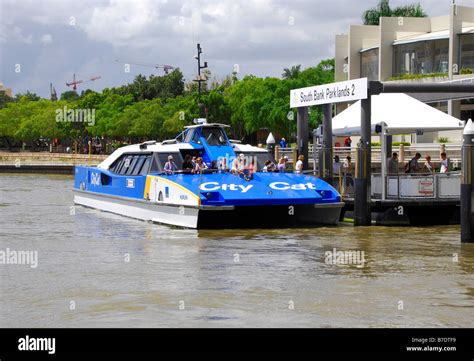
(0, 0, 459, 98)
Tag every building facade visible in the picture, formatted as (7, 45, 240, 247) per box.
(0, 82, 13, 98)
(335, 3, 474, 143)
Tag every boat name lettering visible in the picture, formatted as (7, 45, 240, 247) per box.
(200, 182, 253, 193)
(269, 182, 316, 190)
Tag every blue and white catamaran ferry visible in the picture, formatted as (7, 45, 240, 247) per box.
(73, 120, 343, 228)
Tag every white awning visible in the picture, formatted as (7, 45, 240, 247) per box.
(393, 30, 448, 46)
(332, 93, 464, 136)
(393, 26, 474, 46)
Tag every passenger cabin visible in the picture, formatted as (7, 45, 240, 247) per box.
(98, 122, 275, 175)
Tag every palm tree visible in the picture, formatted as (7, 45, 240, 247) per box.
(282, 65, 302, 79)
(363, 0, 427, 26)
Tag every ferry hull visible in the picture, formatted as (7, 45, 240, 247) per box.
(198, 203, 343, 228)
(74, 190, 343, 229)
(74, 191, 199, 228)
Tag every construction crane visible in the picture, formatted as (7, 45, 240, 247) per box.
(50, 83, 57, 101)
(115, 59, 175, 74)
(66, 74, 102, 91)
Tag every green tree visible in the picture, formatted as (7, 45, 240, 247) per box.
(282, 65, 302, 79)
(363, 0, 426, 25)
(203, 86, 231, 124)
(161, 95, 199, 138)
(0, 93, 14, 109)
(116, 69, 185, 102)
(14, 91, 41, 101)
(60, 90, 80, 101)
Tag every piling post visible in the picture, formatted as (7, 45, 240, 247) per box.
(354, 96, 372, 226)
(322, 103, 333, 182)
(461, 118, 474, 243)
(297, 107, 309, 169)
(292, 147, 297, 171)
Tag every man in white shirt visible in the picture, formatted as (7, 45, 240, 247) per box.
(440, 152, 449, 173)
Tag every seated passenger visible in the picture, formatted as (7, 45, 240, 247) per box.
(243, 158, 256, 181)
(262, 160, 276, 172)
(218, 157, 229, 173)
(164, 155, 177, 174)
(193, 157, 208, 174)
(210, 160, 218, 170)
(232, 154, 245, 175)
(182, 154, 194, 173)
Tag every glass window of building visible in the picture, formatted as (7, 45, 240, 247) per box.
(460, 34, 474, 71)
(360, 48, 379, 81)
(393, 39, 449, 76)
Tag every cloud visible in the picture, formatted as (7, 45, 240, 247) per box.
(0, 0, 460, 97)
(5, 26, 33, 44)
(40, 34, 53, 45)
(83, 0, 163, 46)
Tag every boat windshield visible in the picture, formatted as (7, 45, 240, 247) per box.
(201, 127, 228, 146)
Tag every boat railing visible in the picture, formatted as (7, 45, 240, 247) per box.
(279, 143, 462, 166)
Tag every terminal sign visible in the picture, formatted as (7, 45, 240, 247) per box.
(290, 78, 368, 108)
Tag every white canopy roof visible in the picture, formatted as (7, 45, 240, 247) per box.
(332, 93, 464, 136)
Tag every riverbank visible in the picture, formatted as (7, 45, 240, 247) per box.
(0, 151, 107, 174)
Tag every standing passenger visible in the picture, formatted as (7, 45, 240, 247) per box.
(405, 153, 421, 173)
(277, 157, 287, 172)
(344, 156, 354, 194)
(333, 155, 342, 176)
(294, 155, 304, 174)
(423, 155, 434, 173)
(387, 152, 399, 174)
(440, 152, 449, 173)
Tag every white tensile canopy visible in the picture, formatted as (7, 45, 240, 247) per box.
(332, 93, 465, 136)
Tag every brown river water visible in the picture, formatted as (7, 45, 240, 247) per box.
(0, 173, 473, 327)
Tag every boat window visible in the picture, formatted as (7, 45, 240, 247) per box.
(139, 156, 152, 175)
(191, 131, 201, 144)
(132, 156, 146, 175)
(109, 157, 123, 173)
(109, 153, 153, 176)
(175, 130, 185, 143)
(184, 129, 194, 143)
(125, 155, 139, 175)
(116, 154, 133, 174)
(201, 127, 228, 146)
